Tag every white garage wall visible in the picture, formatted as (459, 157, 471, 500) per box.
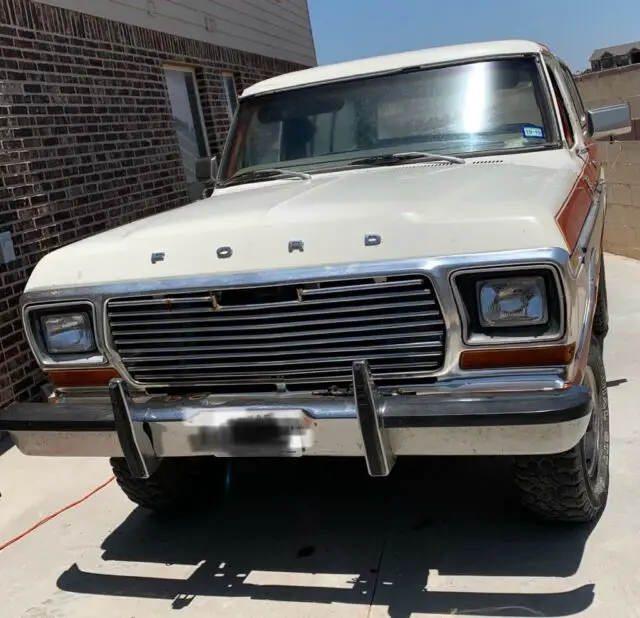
(33, 0, 317, 66)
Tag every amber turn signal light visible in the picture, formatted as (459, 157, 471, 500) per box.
(46, 367, 121, 388)
(459, 344, 576, 371)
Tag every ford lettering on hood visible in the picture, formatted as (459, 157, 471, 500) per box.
(26, 153, 575, 291)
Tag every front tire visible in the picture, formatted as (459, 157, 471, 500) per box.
(110, 456, 227, 513)
(513, 337, 610, 522)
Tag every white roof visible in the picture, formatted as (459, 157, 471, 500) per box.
(242, 40, 547, 98)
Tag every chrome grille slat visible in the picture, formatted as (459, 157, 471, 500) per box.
(119, 333, 445, 356)
(109, 289, 430, 318)
(113, 321, 444, 346)
(125, 351, 443, 372)
(122, 341, 444, 363)
(106, 278, 428, 309)
(108, 300, 436, 327)
(300, 279, 426, 295)
(106, 274, 446, 390)
(133, 362, 443, 381)
(110, 312, 442, 336)
(134, 365, 442, 383)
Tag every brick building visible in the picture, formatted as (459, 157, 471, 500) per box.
(0, 0, 316, 410)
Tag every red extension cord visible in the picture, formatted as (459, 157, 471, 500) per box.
(0, 476, 115, 552)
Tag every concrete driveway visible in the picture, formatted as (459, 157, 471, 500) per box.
(1, 253, 639, 618)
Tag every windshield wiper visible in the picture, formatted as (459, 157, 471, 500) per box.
(348, 151, 466, 167)
(218, 168, 312, 187)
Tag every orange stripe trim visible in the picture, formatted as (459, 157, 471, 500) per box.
(46, 368, 121, 388)
(555, 147, 601, 252)
(459, 344, 576, 371)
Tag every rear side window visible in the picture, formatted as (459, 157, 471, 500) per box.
(560, 64, 587, 123)
(547, 67, 575, 147)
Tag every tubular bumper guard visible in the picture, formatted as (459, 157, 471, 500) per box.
(0, 361, 592, 479)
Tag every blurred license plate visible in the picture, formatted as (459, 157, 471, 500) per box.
(188, 409, 315, 456)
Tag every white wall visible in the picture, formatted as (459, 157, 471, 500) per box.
(33, 0, 317, 66)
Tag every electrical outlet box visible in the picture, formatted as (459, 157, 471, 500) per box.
(0, 230, 16, 265)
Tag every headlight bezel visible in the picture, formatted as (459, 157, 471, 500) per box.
(23, 301, 105, 367)
(452, 265, 566, 346)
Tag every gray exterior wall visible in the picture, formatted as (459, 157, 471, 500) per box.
(33, 0, 317, 67)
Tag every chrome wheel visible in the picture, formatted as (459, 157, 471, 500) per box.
(582, 365, 601, 480)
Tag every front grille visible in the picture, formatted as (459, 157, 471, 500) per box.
(106, 275, 446, 392)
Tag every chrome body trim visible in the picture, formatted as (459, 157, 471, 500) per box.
(450, 263, 566, 346)
(353, 360, 396, 476)
(109, 379, 158, 479)
(588, 103, 633, 141)
(4, 369, 593, 468)
(22, 300, 108, 368)
(21, 247, 578, 388)
(9, 417, 591, 460)
(571, 175, 607, 379)
(46, 371, 570, 407)
(103, 274, 447, 389)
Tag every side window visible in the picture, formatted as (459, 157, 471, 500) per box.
(560, 64, 587, 125)
(547, 67, 575, 147)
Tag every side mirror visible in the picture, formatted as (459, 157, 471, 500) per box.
(587, 103, 632, 140)
(195, 156, 219, 183)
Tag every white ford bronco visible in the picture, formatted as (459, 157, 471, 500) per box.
(1, 40, 631, 522)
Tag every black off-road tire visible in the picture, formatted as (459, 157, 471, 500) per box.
(513, 337, 610, 522)
(593, 258, 609, 340)
(110, 456, 227, 513)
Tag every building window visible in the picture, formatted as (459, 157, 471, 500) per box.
(163, 65, 210, 201)
(222, 72, 238, 118)
(601, 54, 614, 70)
(631, 49, 640, 65)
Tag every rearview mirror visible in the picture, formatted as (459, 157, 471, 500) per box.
(587, 103, 632, 140)
(195, 156, 218, 182)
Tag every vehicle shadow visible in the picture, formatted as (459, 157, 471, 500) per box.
(57, 457, 597, 616)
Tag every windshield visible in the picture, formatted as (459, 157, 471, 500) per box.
(218, 56, 557, 181)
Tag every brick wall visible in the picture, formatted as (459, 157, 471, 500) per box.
(576, 65, 640, 258)
(0, 0, 309, 409)
(576, 64, 640, 139)
(598, 141, 640, 259)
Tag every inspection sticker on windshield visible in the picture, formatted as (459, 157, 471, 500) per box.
(521, 125, 545, 139)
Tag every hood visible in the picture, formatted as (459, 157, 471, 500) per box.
(26, 154, 576, 291)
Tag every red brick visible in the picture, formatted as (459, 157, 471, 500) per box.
(0, 0, 310, 408)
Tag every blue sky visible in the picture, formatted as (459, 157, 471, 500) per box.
(307, 0, 640, 71)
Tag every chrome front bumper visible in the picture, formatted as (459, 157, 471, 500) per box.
(0, 362, 592, 479)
